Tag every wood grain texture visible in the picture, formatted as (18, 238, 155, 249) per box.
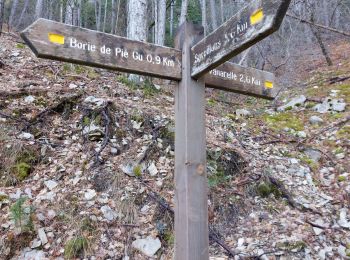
(205, 62, 279, 99)
(21, 19, 182, 80)
(191, 0, 291, 78)
(174, 22, 209, 260)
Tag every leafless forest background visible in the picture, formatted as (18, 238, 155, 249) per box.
(0, 0, 350, 87)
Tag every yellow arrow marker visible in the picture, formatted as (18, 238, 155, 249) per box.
(250, 9, 264, 25)
(264, 81, 274, 89)
(48, 33, 65, 45)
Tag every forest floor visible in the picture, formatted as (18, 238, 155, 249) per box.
(0, 33, 349, 260)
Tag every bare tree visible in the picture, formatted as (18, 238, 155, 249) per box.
(95, 0, 102, 31)
(35, 0, 44, 19)
(65, 0, 73, 25)
(200, 0, 207, 35)
(17, 0, 31, 28)
(179, 0, 188, 26)
(103, 0, 108, 32)
(0, 0, 4, 35)
(209, 0, 218, 29)
(127, 0, 148, 82)
(155, 0, 166, 45)
(9, 0, 19, 29)
(170, 0, 174, 36)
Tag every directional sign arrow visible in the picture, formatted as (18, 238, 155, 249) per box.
(21, 19, 182, 81)
(205, 62, 278, 99)
(191, 0, 291, 79)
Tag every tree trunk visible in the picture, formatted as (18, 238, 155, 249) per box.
(170, 0, 174, 37)
(103, 0, 108, 32)
(95, 0, 102, 31)
(310, 13, 332, 66)
(220, 0, 224, 23)
(209, 0, 218, 30)
(0, 0, 4, 35)
(9, 0, 19, 29)
(127, 0, 148, 82)
(200, 0, 207, 36)
(35, 0, 44, 19)
(60, 1, 64, 23)
(16, 0, 30, 28)
(65, 1, 73, 25)
(111, 0, 116, 33)
(179, 0, 188, 26)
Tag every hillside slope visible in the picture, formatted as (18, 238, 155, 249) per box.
(0, 34, 349, 260)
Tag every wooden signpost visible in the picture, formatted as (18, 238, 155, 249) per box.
(21, 1, 290, 258)
(205, 62, 277, 99)
(191, 0, 291, 78)
(21, 19, 182, 80)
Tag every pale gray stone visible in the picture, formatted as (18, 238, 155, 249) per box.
(277, 95, 306, 111)
(132, 236, 161, 257)
(44, 180, 58, 191)
(309, 116, 324, 125)
(38, 228, 48, 245)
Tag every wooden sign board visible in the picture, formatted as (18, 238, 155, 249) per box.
(205, 62, 278, 99)
(191, 0, 291, 78)
(21, 19, 182, 81)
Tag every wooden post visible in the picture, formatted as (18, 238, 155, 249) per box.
(174, 22, 209, 260)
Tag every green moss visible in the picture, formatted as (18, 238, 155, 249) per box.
(207, 98, 216, 106)
(142, 79, 160, 97)
(338, 176, 347, 182)
(117, 75, 137, 89)
(15, 163, 31, 181)
(16, 43, 26, 49)
(33, 96, 48, 107)
(263, 112, 304, 131)
(337, 126, 350, 139)
(82, 116, 91, 126)
(334, 147, 345, 155)
(133, 165, 142, 177)
(257, 181, 282, 199)
(338, 84, 350, 103)
(0, 194, 9, 201)
(10, 197, 35, 233)
(300, 156, 319, 171)
(164, 231, 174, 247)
(208, 171, 228, 187)
(276, 240, 307, 252)
(64, 236, 89, 259)
(305, 102, 317, 109)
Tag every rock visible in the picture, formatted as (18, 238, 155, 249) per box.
(83, 123, 104, 141)
(338, 208, 350, 229)
(101, 205, 116, 221)
(337, 245, 350, 259)
(19, 249, 47, 260)
(38, 228, 48, 245)
(304, 148, 322, 162)
(24, 95, 35, 103)
(309, 116, 323, 125)
(336, 153, 345, 159)
(236, 109, 251, 118)
(111, 147, 119, 155)
(31, 239, 42, 248)
(313, 227, 323, 235)
(18, 132, 34, 140)
(296, 131, 307, 138)
(132, 236, 161, 257)
(84, 189, 97, 200)
(277, 95, 306, 111)
(148, 162, 158, 176)
(84, 96, 106, 107)
(44, 180, 58, 191)
(69, 83, 78, 89)
(313, 98, 346, 113)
